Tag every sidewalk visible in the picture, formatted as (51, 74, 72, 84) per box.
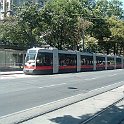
(21, 85, 124, 124)
(0, 71, 23, 75)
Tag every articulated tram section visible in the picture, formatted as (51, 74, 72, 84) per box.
(23, 47, 124, 74)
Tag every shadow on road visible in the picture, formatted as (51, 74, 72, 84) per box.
(50, 103, 124, 124)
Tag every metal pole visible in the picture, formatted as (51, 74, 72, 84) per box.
(82, 30, 85, 51)
(3, 0, 6, 17)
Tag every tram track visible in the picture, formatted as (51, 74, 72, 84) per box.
(19, 85, 124, 124)
(80, 96, 124, 124)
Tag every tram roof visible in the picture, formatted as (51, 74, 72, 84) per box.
(27, 47, 124, 58)
(28, 47, 95, 55)
(28, 47, 56, 50)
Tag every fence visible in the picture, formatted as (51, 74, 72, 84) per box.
(0, 49, 25, 71)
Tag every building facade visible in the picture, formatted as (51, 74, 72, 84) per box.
(0, 48, 25, 71)
(0, 0, 44, 20)
(0, 0, 11, 20)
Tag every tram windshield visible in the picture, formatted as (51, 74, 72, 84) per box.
(25, 50, 36, 63)
(25, 54, 36, 63)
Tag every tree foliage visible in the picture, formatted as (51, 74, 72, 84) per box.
(0, 0, 124, 55)
(0, 2, 43, 48)
(40, 0, 91, 50)
(89, 0, 124, 54)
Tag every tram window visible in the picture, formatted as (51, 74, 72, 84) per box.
(107, 57, 114, 65)
(36, 52, 53, 66)
(96, 57, 105, 65)
(116, 58, 121, 64)
(29, 50, 36, 53)
(81, 55, 93, 65)
(59, 53, 77, 66)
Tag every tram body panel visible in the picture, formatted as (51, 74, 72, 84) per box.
(77, 51, 81, 72)
(123, 59, 124, 68)
(116, 57, 122, 69)
(23, 48, 37, 74)
(96, 55, 105, 71)
(53, 49, 59, 74)
(23, 47, 124, 75)
(107, 56, 115, 70)
(23, 48, 54, 74)
(80, 53, 94, 71)
(58, 51, 77, 73)
(36, 51, 53, 74)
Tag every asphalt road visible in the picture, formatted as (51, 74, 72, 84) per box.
(0, 69, 124, 118)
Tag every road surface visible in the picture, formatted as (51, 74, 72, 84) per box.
(0, 69, 124, 118)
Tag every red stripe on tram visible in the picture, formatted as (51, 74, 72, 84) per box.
(36, 66, 53, 70)
(81, 65, 93, 69)
(107, 64, 115, 67)
(24, 66, 35, 69)
(24, 66, 53, 70)
(59, 66, 77, 69)
(116, 64, 122, 67)
(96, 64, 105, 68)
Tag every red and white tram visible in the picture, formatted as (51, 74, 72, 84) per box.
(23, 47, 124, 74)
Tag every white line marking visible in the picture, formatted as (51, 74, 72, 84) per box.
(84, 74, 118, 81)
(38, 83, 66, 89)
(84, 78, 97, 81)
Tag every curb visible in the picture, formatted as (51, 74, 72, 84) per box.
(0, 71, 23, 75)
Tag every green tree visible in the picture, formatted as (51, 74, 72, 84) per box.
(0, 0, 123, 54)
(108, 0, 124, 18)
(88, 17, 111, 54)
(88, 0, 124, 54)
(93, 0, 124, 18)
(107, 16, 124, 55)
(84, 35, 98, 52)
(15, 2, 42, 47)
(0, 2, 43, 48)
(40, 0, 92, 50)
(0, 17, 23, 48)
